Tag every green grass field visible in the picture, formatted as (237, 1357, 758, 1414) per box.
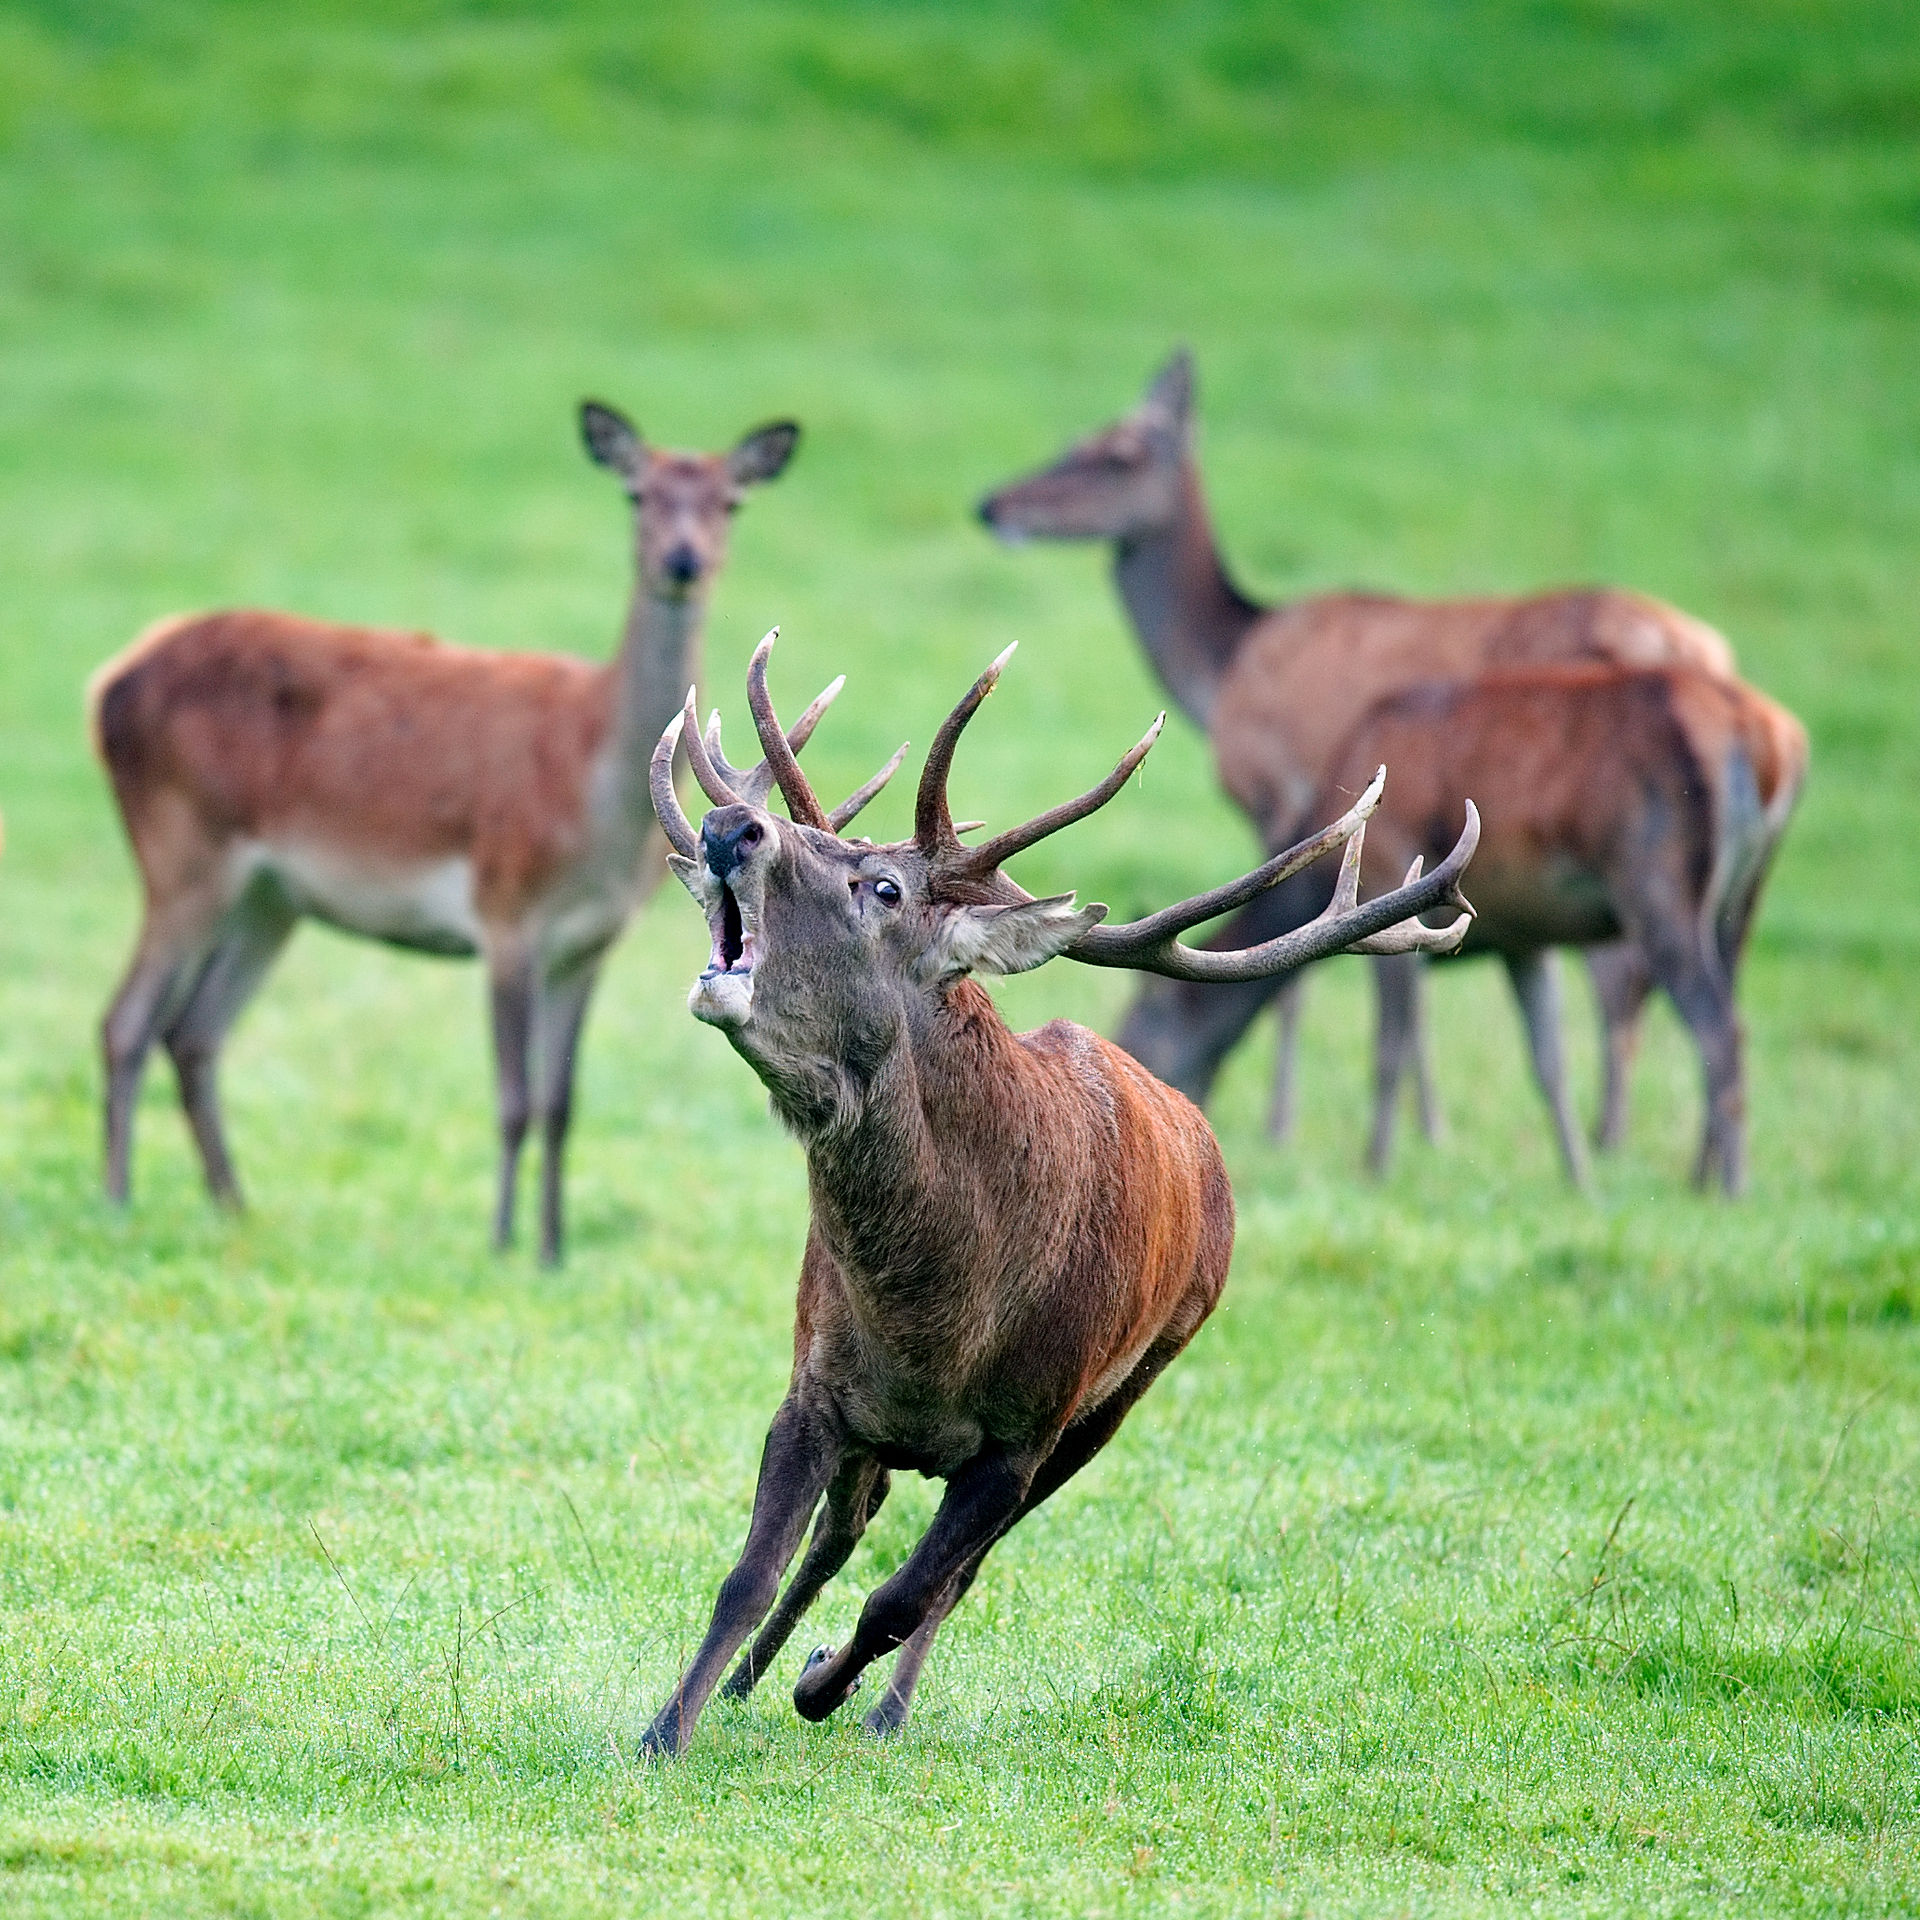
(2, 3, 1917, 1912)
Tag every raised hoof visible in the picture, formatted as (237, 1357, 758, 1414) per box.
(794, 1645, 861, 1721)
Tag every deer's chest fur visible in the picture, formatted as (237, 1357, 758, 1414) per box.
(792, 1016, 1226, 1478)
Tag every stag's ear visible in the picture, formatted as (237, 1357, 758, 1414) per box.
(580, 401, 645, 478)
(1141, 347, 1193, 427)
(667, 852, 705, 900)
(929, 894, 1108, 979)
(727, 420, 801, 486)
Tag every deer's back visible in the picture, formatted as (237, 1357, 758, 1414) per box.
(1212, 587, 1735, 839)
(92, 610, 612, 895)
(1332, 665, 1799, 948)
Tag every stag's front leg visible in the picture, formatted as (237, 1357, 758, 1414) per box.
(640, 1393, 843, 1759)
(792, 1445, 1035, 1723)
(721, 1455, 888, 1702)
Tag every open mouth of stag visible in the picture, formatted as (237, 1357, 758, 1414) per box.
(705, 881, 758, 978)
(688, 875, 761, 1029)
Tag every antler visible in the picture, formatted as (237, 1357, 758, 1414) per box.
(651, 630, 908, 857)
(911, 641, 1166, 884)
(704, 668, 844, 805)
(1065, 769, 1480, 982)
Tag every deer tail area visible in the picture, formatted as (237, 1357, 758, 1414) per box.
(84, 613, 198, 765)
(1701, 689, 1809, 978)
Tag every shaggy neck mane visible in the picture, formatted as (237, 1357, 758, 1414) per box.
(798, 978, 1091, 1302)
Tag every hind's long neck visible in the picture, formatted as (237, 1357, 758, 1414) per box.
(610, 584, 705, 832)
(1112, 458, 1264, 730)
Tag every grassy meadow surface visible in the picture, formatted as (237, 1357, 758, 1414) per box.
(2, 2, 1918, 1912)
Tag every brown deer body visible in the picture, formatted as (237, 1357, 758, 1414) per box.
(91, 402, 798, 1261)
(978, 350, 1736, 1166)
(634, 634, 1476, 1754)
(1120, 664, 1807, 1193)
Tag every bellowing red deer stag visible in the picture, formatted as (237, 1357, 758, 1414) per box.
(90, 400, 799, 1262)
(1120, 664, 1806, 1193)
(634, 631, 1478, 1754)
(978, 348, 1740, 1172)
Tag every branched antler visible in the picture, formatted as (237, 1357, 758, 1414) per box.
(659, 640, 1479, 981)
(651, 629, 906, 857)
(1065, 774, 1479, 982)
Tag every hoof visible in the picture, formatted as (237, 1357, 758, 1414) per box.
(794, 1645, 862, 1720)
(861, 1698, 908, 1739)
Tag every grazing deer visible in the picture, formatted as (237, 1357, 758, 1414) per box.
(1120, 664, 1806, 1193)
(89, 400, 799, 1262)
(978, 348, 1738, 1166)
(634, 631, 1477, 1754)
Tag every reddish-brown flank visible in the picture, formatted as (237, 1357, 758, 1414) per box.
(1212, 588, 1735, 843)
(93, 610, 616, 926)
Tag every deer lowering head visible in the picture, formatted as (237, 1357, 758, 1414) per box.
(634, 633, 1477, 1758)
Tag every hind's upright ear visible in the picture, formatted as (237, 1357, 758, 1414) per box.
(727, 420, 801, 486)
(580, 401, 646, 478)
(1141, 348, 1194, 428)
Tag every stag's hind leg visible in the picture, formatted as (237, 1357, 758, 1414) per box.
(162, 885, 297, 1208)
(855, 1332, 1191, 1739)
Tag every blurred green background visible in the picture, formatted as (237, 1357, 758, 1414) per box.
(1, 3, 1916, 1914)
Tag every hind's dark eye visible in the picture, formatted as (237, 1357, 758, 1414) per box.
(873, 878, 902, 908)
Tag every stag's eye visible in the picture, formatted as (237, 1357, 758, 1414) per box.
(873, 878, 902, 908)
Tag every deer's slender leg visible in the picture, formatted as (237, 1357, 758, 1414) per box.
(1505, 949, 1590, 1189)
(1409, 959, 1444, 1144)
(640, 1392, 843, 1758)
(1583, 941, 1653, 1152)
(721, 1456, 889, 1703)
(1265, 974, 1304, 1143)
(1637, 937, 1744, 1195)
(530, 957, 603, 1267)
(861, 1331, 1190, 1738)
(162, 891, 297, 1209)
(488, 947, 535, 1251)
(102, 894, 225, 1204)
(1365, 952, 1422, 1176)
(793, 1445, 1036, 1723)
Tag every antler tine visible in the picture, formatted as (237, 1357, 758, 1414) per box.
(746, 628, 832, 830)
(1067, 783, 1480, 983)
(914, 644, 1017, 851)
(1067, 767, 1389, 956)
(680, 687, 742, 808)
(828, 741, 910, 833)
(1347, 851, 1479, 954)
(956, 713, 1164, 877)
(650, 708, 700, 860)
(705, 670, 845, 806)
